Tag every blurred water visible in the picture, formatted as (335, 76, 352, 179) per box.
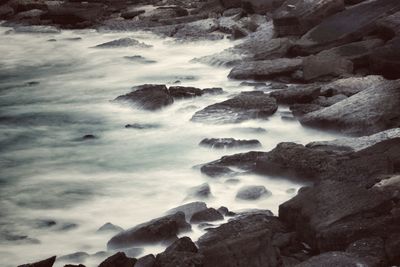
(0, 25, 341, 266)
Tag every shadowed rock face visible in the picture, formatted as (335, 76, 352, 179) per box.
(191, 92, 277, 124)
(98, 252, 136, 267)
(292, 0, 400, 55)
(295, 252, 372, 267)
(18, 256, 57, 267)
(107, 212, 191, 250)
(154, 237, 203, 267)
(370, 37, 400, 79)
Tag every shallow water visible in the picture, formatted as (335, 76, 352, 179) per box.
(0, 25, 341, 266)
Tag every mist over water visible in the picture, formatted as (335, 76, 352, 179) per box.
(0, 25, 341, 266)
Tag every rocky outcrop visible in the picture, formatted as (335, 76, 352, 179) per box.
(191, 92, 277, 124)
(199, 138, 261, 149)
(154, 237, 203, 267)
(115, 84, 173, 111)
(107, 212, 191, 250)
(292, 0, 400, 55)
(370, 37, 400, 79)
(273, 0, 345, 36)
(300, 79, 400, 135)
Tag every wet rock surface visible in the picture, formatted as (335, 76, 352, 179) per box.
(199, 138, 261, 149)
(191, 92, 277, 124)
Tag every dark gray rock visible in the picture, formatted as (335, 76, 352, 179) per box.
(115, 84, 173, 111)
(270, 84, 321, 104)
(168, 86, 203, 99)
(300, 79, 400, 135)
(370, 37, 400, 79)
(200, 165, 235, 178)
(292, 0, 400, 54)
(95, 38, 152, 48)
(190, 208, 223, 224)
(197, 212, 287, 267)
(121, 10, 145, 20)
(346, 237, 387, 266)
(191, 92, 277, 124)
(154, 237, 203, 267)
(107, 212, 191, 250)
(236, 185, 271, 200)
(228, 58, 303, 80)
(18, 256, 56, 267)
(199, 138, 261, 149)
(273, 0, 345, 36)
(98, 252, 136, 267)
(135, 254, 155, 267)
(166, 202, 208, 221)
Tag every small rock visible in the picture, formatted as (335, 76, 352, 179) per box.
(187, 183, 212, 199)
(236, 185, 271, 200)
(97, 223, 124, 233)
(190, 208, 224, 224)
(95, 38, 152, 48)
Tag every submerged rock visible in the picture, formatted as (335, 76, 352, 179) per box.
(107, 212, 191, 250)
(186, 183, 212, 199)
(191, 92, 277, 124)
(124, 55, 156, 64)
(125, 123, 160, 129)
(97, 223, 124, 233)
(199, 138, 261, 149)
(58, 252, 89, 263)
(115, 84, 173, 111)
(236, 185, 271, 200)
(95, 38, 152, 48)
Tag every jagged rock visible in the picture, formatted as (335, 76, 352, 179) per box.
(97, 223, 124, 233)
(292, 0, 400, 54)
(300, 79, 400, 135)
(191, 92, 277, 124)
(273, 0, 345, 36)
(107, 212, 191, 250)
(236, 185, 271, 200)
(197, 212, 287, 267)
(166, 202, 208, 221)
(18, 256, 56, 267)
(98, 252, 136, 267)
(199, 138, 261, 149)
(307, 128, 400, 152)
(190, 208, 223, 224)
(187, 183, 212, 199)
(228, 57, 303, 80)
(370, 37, 400, 79)
(95, 38, 152, 48)
(154, 237, 203, 267)
(115, 84, 173, 111)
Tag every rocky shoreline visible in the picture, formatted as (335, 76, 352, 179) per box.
(5, 0, 400, 266)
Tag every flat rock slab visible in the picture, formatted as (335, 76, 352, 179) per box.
(191, 92, 277, 124)
(300, 79, 400, 135)
(228, 58, 303, 80)
(293, 0, 400, 54)
(273, 0, 345, 36)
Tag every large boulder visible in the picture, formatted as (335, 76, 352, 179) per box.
(300, 79, 400, 135)
(279, 179, 400, 252)
(292, 0, 400, 55)
(115, 84, 174, 111)
(273, 0, 345, 36)
(197, 212, 288, 267)
(107, 212, 191, 250)
(191, 92, 277, 124)
(228, 57, 303, 80)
